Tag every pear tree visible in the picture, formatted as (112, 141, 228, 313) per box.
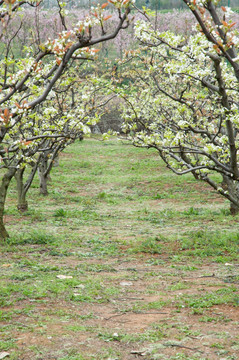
(114, 0, 239, 214)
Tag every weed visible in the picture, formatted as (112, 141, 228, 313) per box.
(223, 275, 239, 284)
(0, 339, 16, 351)
(170, 265, 198, 271)
(124, 328, 166, 343)
(54, 208, 68, 217)
(58, 354, 89, 360)
(22, 208, 47, 221)
(48, 249, 72, 256)
(10, 273, 36, 281)
(98, 331, 124, 342)
(210, 342, 225, 349)
(0, 310, 13, 321)
(66, 325, 88, 332)
(130, 235, 167, 254)
(134, 299, 168, 311)
(183, 207, 201, 216)
(138, 209, 175, 223)
(79, 263, 117, 273)
(7, 230, 57, 245)
(146, 258, 166, 265)
(135, 238, 162, 254)
(97, 191, 107, 199)
(167, 282, 190, 291)
(78, 161, 91, 168)
(153, 192, 175, 199)
(199, 315, 232, 323)
(78, 313, 95, 320)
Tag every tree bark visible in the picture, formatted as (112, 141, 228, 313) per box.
(0, 168, 16, 242)
(222, 175, 239, 215)
(15, 168, 28, 212)
(15, 158, 40, 212)
(38, 157, 49, 196)
(230, 202, 239, 216)
(38, 145, 61, 195)
(0, 212, 9, 241)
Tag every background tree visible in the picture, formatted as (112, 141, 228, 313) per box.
(14, 62, 111, 208)
(112, 0, 239, 214)
(135, 0, 239, 11)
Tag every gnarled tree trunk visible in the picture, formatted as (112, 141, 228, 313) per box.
(38, 155, 50, 196)
(15, 168, 28, 212)
(15, 160, 40, 212)
(0, 168, 17, 242)
(38, 147, 61, 196)
(222, 175, 239, 215)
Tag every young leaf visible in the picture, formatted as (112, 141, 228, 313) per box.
(103, 15, 112, 21)
(101, 2, 108, 9)
(222, 20, 228, 27)
(23, 141, 32, 146)
(4, 108, 9, 118)
(199, 7, 205, 15)
(4, 0, 16, 4)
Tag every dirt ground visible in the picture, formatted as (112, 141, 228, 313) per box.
(1, 253, 239, 360)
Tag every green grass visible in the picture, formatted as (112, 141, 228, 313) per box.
(177, 286, 238, 309)
(180, 230, 239, 260)
(0, 138, 238, 360)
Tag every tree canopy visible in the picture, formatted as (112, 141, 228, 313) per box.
(110, 0, 239, 214)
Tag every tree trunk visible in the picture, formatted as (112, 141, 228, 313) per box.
(230, 202, 239, 216)
(38, 157, 49, 196)
(15, 168, 28, 212)
(15, 160, 39, 212)
(0, 211, 9, 241)
(0, 168, 16, 242)
(222, 175, 239, 215)
(38, 147, 61, 195)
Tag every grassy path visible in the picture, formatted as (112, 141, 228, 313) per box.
(0, 138, 238, 360)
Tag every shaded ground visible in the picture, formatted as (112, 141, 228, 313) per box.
(0, 138, 238, 360)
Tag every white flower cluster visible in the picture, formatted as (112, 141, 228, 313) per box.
(74, 16, 100, 36)
(190, 0, 207, 6)
(44, 30, 74, 57)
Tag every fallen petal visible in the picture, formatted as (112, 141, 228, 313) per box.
(0, 353, 10, 359)
(120, 281, 133, 286)
(56, 275, 73, 279)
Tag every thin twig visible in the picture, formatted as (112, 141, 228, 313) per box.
(105, 313, 126, 320)
(105, 311, 168, 321)
(115, 297, 145, 301)
(163, 343, 204, 354)
(132, 311, 168, 315)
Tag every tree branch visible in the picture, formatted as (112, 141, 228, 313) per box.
(183, 0, 239, 81)
(209, 52, 239, 179)
(27, 9, 130, 109)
